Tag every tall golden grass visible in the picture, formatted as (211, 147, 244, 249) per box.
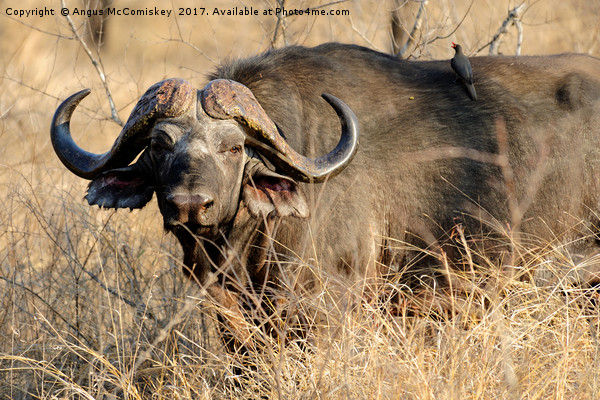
(2, 0, 600, 398)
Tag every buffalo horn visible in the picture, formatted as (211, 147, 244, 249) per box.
(201, 79, 359, 182)
(51, 78, 195, 179)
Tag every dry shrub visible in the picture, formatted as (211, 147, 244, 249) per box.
(5, 214, 600, 399)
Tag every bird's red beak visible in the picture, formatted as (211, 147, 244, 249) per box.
(451, 42, 457, 48)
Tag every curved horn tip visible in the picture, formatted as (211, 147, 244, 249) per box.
(320, 92, 360, 148)
(260, 92, 359, 183)
(279, 93, 359, 183)
(52, 89, 92, 126)
(51, 88, 101, 180)
(320, 93, 359, 132)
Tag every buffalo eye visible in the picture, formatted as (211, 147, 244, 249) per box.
(150, 137, 173, 155)
(229, 145, 242, 154)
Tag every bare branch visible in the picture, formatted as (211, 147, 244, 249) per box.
(171, 13, 219, 64)
(515, 16, 524, 55)
(3, 75, 62, 101)
(270, 0, 348, 48)
(479, 4, 527, 55)
(349, 16, 379, 49)
(396, 0, 428, 58)
(271, 0, 288, 48)
(60, 0, 123, 126)
(423, 0, 475, 46)
(390, 0, 405, 55)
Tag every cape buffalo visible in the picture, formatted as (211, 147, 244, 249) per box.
(51, 43, 600, 344)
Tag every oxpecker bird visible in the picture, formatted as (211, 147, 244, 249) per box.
(451, 42, 477, 101)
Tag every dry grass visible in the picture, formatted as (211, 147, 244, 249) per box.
(2, 0, 600, 398)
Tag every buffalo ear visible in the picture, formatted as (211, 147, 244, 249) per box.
(85, 163, 154, 210)
(242, 164, 308, 219)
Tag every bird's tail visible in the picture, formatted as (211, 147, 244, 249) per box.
(467, 83, 478, 101)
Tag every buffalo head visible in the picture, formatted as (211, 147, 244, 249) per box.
(51, 78, 358, 282)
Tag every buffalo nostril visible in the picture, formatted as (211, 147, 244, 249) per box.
(189, 194, 213, 210)
(166, 193, 215, 220)
(202, 200, 214, 211)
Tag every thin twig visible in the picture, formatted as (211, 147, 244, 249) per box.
(271, 0, 288, 48)
(309, 0, 348, 11)
(171, 11, 219, 64)
(396, 0, 428, 58)
(0, 275, 92, 345)
(17, 177, 155, 325)
(130, 296, 199, 374)
(270, 0, 347, 48)
(390, 0, 405, 54)
(60, 0, 123, 126)
(349, 17, 379, 49)
(3, 76, 62, 101)
(515, 16, 523, 55)
(423, 0, 475, 46)
(479, 4, 527, 55)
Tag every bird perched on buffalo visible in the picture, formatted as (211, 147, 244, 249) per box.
(451, 42, 477, 101)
